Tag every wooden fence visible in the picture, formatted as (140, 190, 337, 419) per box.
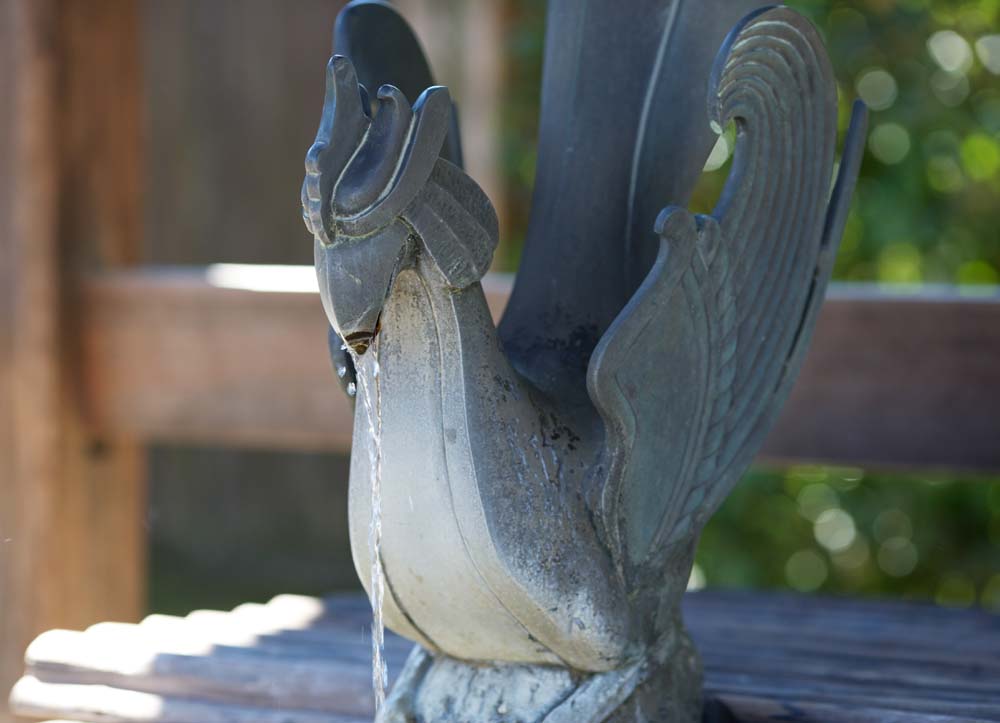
(2, 2, 999, 722)
(82, 265, 1000, 471)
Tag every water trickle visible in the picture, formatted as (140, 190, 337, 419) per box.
(349, 339, 388, 715)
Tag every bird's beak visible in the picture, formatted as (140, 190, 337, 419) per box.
(314, 223, 408, 357)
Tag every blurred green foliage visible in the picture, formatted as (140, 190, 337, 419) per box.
(699, 467, 1000, 609)
(497, 0, 1000, 607)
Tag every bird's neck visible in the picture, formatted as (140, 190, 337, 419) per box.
(360, 258, 515, 442)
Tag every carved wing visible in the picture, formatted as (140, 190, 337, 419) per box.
(587, 7, 868, 581)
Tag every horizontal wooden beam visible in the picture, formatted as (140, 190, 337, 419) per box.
(763, 283, 1000, 472)
(80, 266, 1000, 472)
(78, 266, 512, 453)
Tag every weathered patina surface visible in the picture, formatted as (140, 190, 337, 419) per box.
(302, 1, 866, 720)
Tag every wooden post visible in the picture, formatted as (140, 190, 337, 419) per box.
(0, 1, 145, 719)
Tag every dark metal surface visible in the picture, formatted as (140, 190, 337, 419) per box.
(500, 0, 765, 393)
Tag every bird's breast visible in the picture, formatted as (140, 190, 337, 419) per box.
(348, 267, 632, 669)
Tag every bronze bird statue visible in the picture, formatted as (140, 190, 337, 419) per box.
(302, 1, 866, 720)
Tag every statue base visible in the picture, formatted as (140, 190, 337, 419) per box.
(380, 631, 702, 723)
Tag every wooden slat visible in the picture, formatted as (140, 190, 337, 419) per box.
(80, 266, 1000, 471)
(11, 678, 367, 723)
(0, 3, 145, 721)
(764, 284, 1000, 472)
(11, 591, 1000, 722)
(80, 266, 355, 451)
(79, 266, 511, 451)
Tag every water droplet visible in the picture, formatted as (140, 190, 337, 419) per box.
(337, 364, 348, 379)
(347, 381, 357, 397)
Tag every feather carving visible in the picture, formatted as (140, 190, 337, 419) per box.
(588, 7, 868, 588)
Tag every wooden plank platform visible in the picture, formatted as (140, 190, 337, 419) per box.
(10, 591, 1000, 722)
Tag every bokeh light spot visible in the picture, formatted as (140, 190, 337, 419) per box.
(797, 483, 839, 522)
(856, 68, 898, 110)
(869, 123, 912, 164)
(928, 30, 974, 73)
(786, 550, 828, 592)
(926, 154, 965, 193)
(957, 260, 999, 285)
(832, 536, 871, 571)
(878, 242, 923, 283)
(960, 132, 1000, 180)
(975, 34, 1000, 75)
(877, 537, 919, 577)
(873, 508, 913, 543)
(814, 508, 857, 552)
(930, 70, 970, 107)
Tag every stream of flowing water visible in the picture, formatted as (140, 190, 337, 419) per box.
(348, 339, 388, 716)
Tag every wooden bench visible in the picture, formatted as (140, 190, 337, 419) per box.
(11, 591, 1000, 722)
(3, 1, 999, 722)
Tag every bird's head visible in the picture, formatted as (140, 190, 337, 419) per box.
(302, 55, 454, 355)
